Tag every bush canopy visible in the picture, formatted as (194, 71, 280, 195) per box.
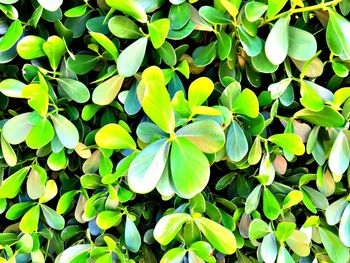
(0, 0, 350, 262)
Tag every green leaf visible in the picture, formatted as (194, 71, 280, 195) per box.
(43, 35, 66, 70)
(282, 190, 303, 209)
(171, 137, 210, 199)
(0, 3, 18, 20)
(16, 233, 33, 253)
(251, 42, 279, 73)
(292, 57, 324, 78)
(0, 20, 22, 52)
(245, 184, 262, 214)
(39, 179, 58, 203)
(105, 0, 147, 23)
(27, 164, 47, 200)
(50, 113, 79, 149)
(67, 54, 98, 75)
(339, 204, 350, 247)
(128, 139, 169, 194)
(268, 78, 292, 100)
(248, 136, 262, 165)
(332, 61, 349, 78)
(90, 32, 118, 61)
(275, 222, 296, 242)
(41, 203, 65, 230)
(189, 193, 206, 214)
(237, 26, 262, 57)
(187, 77, 214, 109)
(220, 0, 239, 18)
(47, 149, 67, 171)
(263, 187, 280, 220)
(0, 167, 30, 198)
(261, 233, 277, 263)
(325, 197, 348, 226)
(157, 41, 177, 67)
(226, 121, 248, 162)
(294, 106, 345, 128)
(245, 1, 267, 22)
(154, 213, 191, 245)
(266, 0, 288, 18)
(95, 123, 136, 150)
(232, 88, 259, 118)
(38, 0, 63, 12)
(1, 134, 16, 167)
(141, 66, 175, 133)
(199, 6, 232, 24)
(190, 241, 215, 263)
(248, 218, 270, 240)
(329, 131, 349, 176)
(148, 18, 170, 49)
(265, 15, 290, 65)
(22, 83, 48, 117)
(125, 217, 141, 253)
(2, 113, 32, 144)
(268, 133, 305, 156)
(319, 227, 349, 263)
(195, 217, 237, 255)
(277, 246, 294, 263)
(160, 248, 186, 263)
(0, 78, 25, 98)
(108, 15, 142, 39)
(217, 31, 232, 60)
(288, 26, 317, 61)
(326, 9, 350, 60)
(96, 211, 122, 230)
(176, 120, 225, 153)
(64, 5, 87, 17)
(56, 190, 79, 214)
(26, 118, 54, 149)
(16, 35, 46, 59)
(334, 87, 350, 107)
(300, 80, 324, 112)
(92, 75, 124, 106)
(302, 186, 328, 210)
(58, 244, 91, 263)
(169, 3, 191, 30)
(117, 37, 148, 77)
(57, 78, 90, 104)
(192, 41, 217, 67)
(19, 205, 40, 233)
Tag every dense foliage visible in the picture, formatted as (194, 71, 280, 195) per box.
(0, 0, 350, 262)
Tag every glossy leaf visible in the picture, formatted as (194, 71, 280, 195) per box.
(43, 35, 65, 70)
(17, 35, 46, 59)
(176, 120, 225, 153)
(268, 133, 305, 156)
(195, 217, 237, 254)
(154, 213, 191, 245)
(0, 20, 22, 52)
(105, 0, 147, 23)
(141, 66, 175, 133)
(117, 37, 148, 77)
(95, 123, 136, 150)
(265, 15, 290, 65)
(128, 139, 169, 194)
(125, 217, 141, 252)
(50, 113, 79, 149)
(171, 137, 210, 199)
(92, 75, 124, 106)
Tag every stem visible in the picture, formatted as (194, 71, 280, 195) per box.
(260, 0, 342, 26)
(44, 237, 51, 261)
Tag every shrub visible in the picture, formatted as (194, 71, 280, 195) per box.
(0, 0, 350, 262)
